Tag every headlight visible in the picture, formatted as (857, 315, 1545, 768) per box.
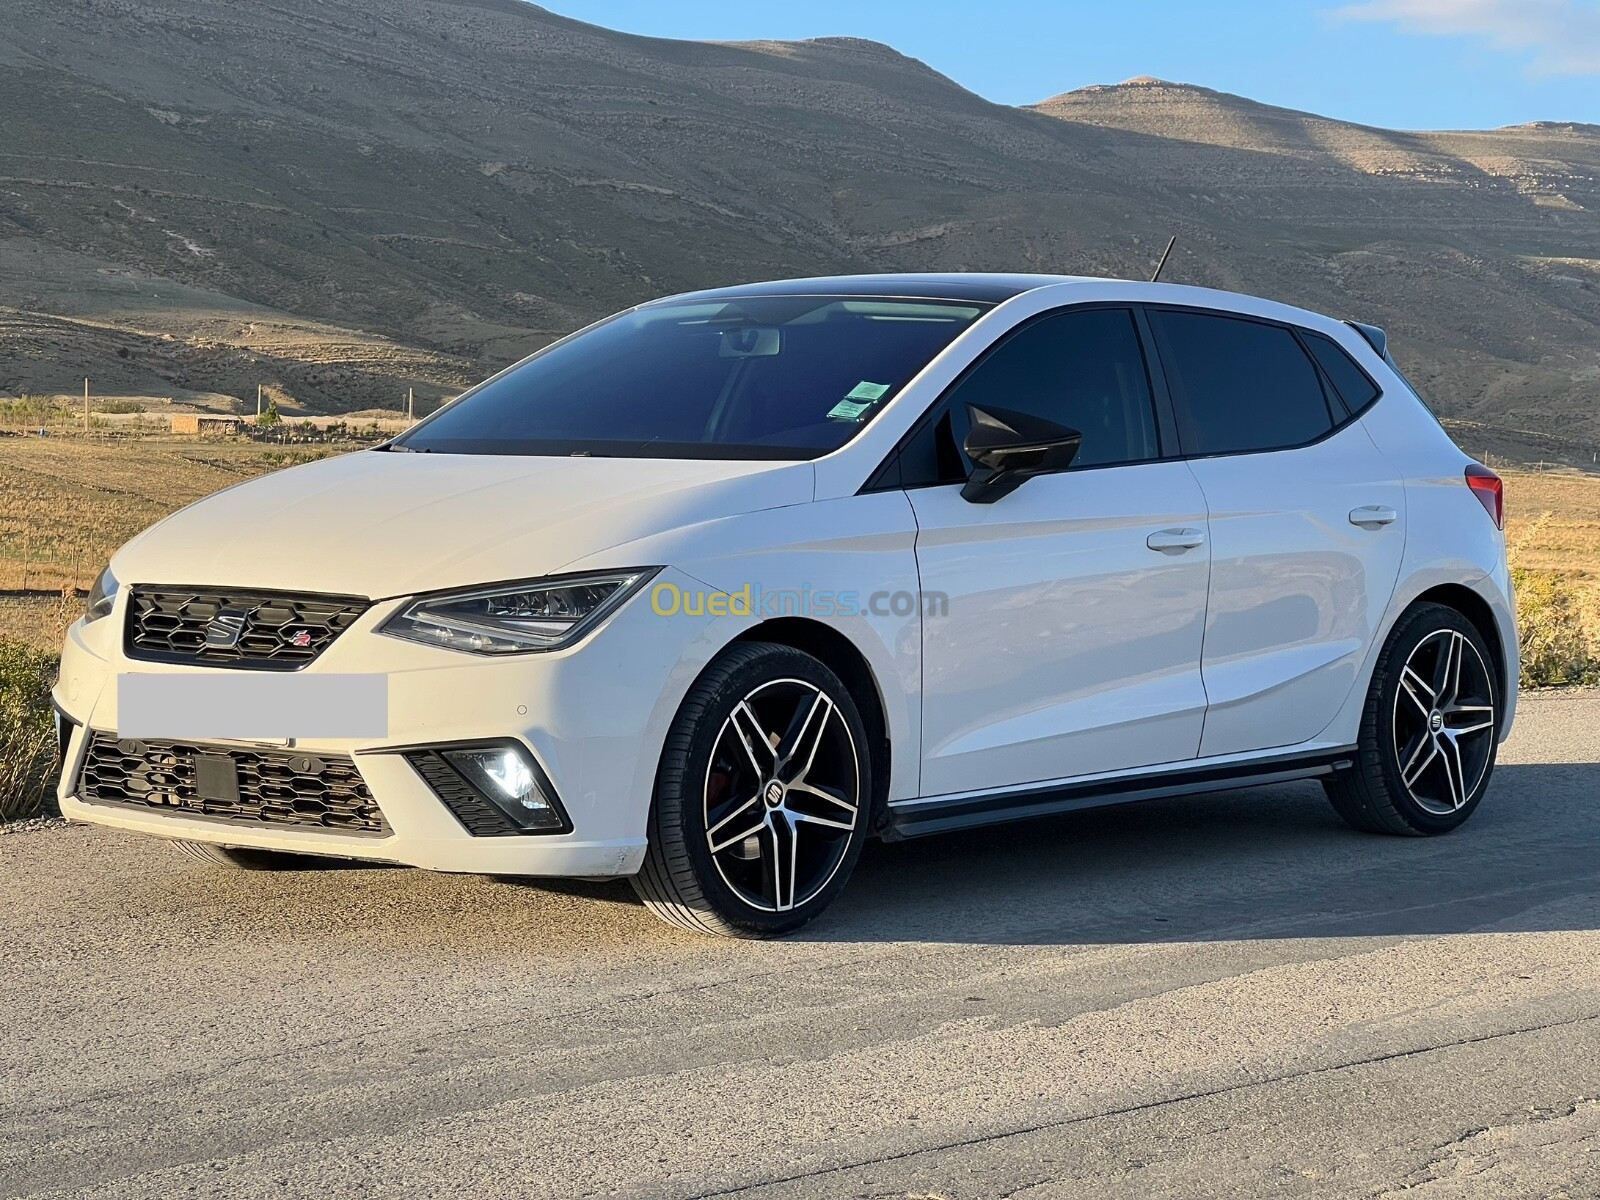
(379, 569, 658, 655)
(84, 565, 119, 624)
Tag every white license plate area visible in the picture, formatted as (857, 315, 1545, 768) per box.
(116, 673, 388, 741)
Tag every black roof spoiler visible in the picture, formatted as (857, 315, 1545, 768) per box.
(1347, 319, 1442, 416)
(1346, 320, 1391, 363)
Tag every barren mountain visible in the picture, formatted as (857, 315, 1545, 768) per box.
(0, 1, 1596, 452)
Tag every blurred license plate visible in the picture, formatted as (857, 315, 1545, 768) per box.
(116, 673, 387, 741)
(194, 753, 241, 802)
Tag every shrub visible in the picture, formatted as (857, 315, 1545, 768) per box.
(255, 398, 282, 427)
(257, 448, 331, 467)
(1508, 513, 1600, 688)
(0, 637, 58, 821)
(0, 393, 59, 427)
(1511, 567, 1599, 688)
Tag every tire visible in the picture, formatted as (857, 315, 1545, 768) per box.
(171, 840, 304, 870)
(631, 642, 873, 938)
(1324, 602, 1500, 836)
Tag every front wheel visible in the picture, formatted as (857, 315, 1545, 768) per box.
(1325, 602, 1500, 835)
(631, 642, 872, 938)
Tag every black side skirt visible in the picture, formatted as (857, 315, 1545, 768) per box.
(884, 746, 1357, 840)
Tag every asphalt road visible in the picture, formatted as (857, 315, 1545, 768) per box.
(3, 694, 1598, 1200)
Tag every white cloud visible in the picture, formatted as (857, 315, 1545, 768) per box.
(1334, 0, 1600, 75)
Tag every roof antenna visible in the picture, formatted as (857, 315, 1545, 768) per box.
(1150, 235, 1177, 283)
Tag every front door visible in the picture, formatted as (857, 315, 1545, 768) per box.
(902, 307, 1213, 798)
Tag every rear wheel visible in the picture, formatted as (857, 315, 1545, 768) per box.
(171, 840, 306, 870)
(1325, 603, 1499, 835)
(631, 642, 871, 938)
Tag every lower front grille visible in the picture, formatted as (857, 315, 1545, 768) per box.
(79, 733, 388, 835)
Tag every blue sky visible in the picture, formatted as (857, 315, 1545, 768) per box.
(541, 1, 1600, 131)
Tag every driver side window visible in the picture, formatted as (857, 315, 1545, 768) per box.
(898, 307, 1160, 487)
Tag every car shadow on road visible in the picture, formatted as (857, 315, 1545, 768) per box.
(103, 763, 1599, 954)
(489, 761, 1600, 948)
(794, 761, 1600, 947)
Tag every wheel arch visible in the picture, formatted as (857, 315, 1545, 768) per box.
(732, 617, 894, 830)
(1316, 571, 1516, 751)
(1409, 582, 1509, 707)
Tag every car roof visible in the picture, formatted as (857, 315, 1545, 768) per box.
(652, 273, 1103, 305)
(645, 274, 1383, 366)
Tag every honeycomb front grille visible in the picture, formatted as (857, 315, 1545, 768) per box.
(79, 734, 388, 835)
(125, 587, 369, 670)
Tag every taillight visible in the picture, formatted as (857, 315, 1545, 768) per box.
(1465, 464, 1503, 530)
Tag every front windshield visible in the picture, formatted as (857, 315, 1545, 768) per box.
(392, 295, 990, 459)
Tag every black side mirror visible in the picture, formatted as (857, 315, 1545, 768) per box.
(960, 404, 1082, 503)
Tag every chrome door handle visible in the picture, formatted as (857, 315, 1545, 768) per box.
(1146, 527, 1206, 554)
(1349, 505, 1398, 529)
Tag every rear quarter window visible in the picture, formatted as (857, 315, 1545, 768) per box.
(1151, 309, 1335, 456)
(1301, 330, 1381, 414)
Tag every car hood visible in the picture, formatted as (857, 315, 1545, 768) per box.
(113, 450, 815, 599)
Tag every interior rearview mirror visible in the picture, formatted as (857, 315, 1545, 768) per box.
(719, 326, 782, 358)
(960, 404, 1082, 503)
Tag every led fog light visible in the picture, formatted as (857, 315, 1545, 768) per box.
(440, 745, 565, 832)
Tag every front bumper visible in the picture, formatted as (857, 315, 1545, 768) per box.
(57, 732, 643, 875)
(52, 571, 724, 877)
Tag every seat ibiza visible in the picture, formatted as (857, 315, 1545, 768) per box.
(54, 274, 1517, 937)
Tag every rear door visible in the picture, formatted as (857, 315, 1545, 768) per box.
(901, 306, 1213, 796)
(1145, 307, 1405, 757)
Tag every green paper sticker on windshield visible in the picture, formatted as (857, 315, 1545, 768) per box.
(828, 380, 891, 421)
(845, 380, 891, 402)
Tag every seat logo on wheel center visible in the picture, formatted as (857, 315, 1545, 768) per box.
(764, 780, 785, 808)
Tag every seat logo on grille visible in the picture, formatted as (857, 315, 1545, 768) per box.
(204, 608, 250, 649)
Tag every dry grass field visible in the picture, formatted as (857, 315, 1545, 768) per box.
(2, 438, 1598, 681)
(1504, 471, 1600, 578)
(0, 435, 337, 593)
(0, 434, 343, 656)
(0, 594, 78, 654)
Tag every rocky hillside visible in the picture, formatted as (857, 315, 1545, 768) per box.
(1034, 78, 1600, 445)
(0, 2, 1596, 444)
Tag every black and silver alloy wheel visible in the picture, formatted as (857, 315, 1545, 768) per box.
(632, 642, 873, 937)
(1391, 628, 1496, 815)
(1326, 602, 1500, 836)
(704, 678, 861, 914)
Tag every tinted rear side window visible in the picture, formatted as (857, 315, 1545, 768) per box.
(1301, 330, 1381, 414)
(1153, 310, 1334, 456)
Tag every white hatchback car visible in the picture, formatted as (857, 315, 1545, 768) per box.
(54, 274, 1517, 937)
